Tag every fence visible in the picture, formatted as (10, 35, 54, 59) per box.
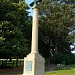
(0, 59, 24, 68)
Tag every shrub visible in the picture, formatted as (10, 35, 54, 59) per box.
(52, 53, 75, 65)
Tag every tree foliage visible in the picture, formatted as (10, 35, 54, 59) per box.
(0, 0, 30, 58)
(38, 0, 75, 58)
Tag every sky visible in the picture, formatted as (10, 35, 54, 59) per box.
(25, 0, 33, 4)
(25, 0, 33, 15)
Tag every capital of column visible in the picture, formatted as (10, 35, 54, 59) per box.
(31, 3, 38, 9)
(30, 0, 40, 9)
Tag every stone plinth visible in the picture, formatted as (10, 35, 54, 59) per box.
(23, 52, 45, 75)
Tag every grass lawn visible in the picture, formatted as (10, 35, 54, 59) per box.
(46, 69, 75, 75)
(0, 65, 75, 75)
(46, 64, 75, 75)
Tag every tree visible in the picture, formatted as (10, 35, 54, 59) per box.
(0, 0, 30, 58)
(38, 0, 75, 58)
(54, 0, 75, 4)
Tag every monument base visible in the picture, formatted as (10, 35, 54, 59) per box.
(23, 52, 45, 75)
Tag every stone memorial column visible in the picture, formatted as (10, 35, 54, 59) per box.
(23, 0, 45, 75)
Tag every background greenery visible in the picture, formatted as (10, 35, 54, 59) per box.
(0, 0, 75, 65)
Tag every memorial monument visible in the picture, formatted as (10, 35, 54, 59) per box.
(23, 0, 45, 75)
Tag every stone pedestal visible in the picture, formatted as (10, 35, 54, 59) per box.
(23, 53, 45, 75)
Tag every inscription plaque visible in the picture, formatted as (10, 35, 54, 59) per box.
(25, 61, 32, 71)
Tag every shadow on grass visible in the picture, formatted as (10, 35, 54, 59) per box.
(0, 66, 23, 74)
(0, 74, 22, 75)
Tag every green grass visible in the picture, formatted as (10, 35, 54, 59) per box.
(0, 65, 75, 75)
(46, 64, 75, 75)
(46, 69, 75, 75)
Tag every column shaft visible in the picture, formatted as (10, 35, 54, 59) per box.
(31, 8, 38, 53)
